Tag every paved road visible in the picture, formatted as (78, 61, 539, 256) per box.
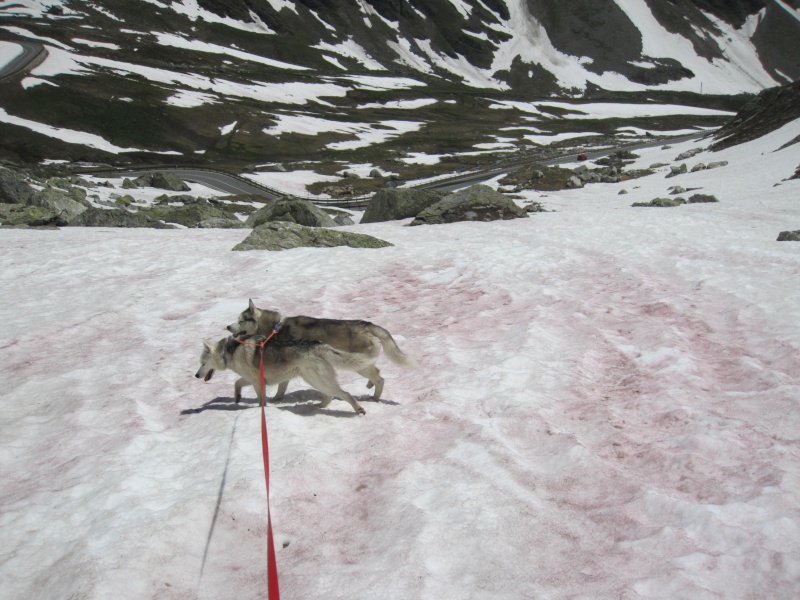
(94, 131, 709, 208)
(422, 132, 707, 193)
(108, 169, 285, 201)
(0, 41, 47, 80)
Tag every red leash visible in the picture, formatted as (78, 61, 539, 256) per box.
(239, 326, 282, 599)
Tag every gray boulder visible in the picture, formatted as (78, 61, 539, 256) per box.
(675, 148, 703, 161)
(409, 185, 528, 226)
(29, 188, 88, 223)
(245, 198, 336, 228)
(361, 188, 444, 223)
(196, 218, 247, 229)
(233, 221, 393, 251)
(666, 164, 688, 178)
(632, 197, 686, 207)
(777, 230, 800, 241)
(134, 171, 190, 191)
(688, 194, 719, 203)
(68, 207, 175, 228)
(0, 203, 62, 227)
(565, 175, 584, 189)
(691, 163, 707, 172)
(707, 161, 729, 170)
(140, 201, 239, 228)
(323, 208, 356, 226)
(0, 168, 35, 204)
(114, 194, 135, 207)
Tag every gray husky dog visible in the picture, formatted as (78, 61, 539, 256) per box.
(195, 335, 379, 414)
(226, 300, 414, 401)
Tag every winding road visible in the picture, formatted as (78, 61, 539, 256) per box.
(97, 131, 707, 209)
(3, 40, 708, 207)
(0, 40, 47, 80)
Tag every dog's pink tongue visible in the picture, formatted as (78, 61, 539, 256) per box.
(204, 369, 214, 382)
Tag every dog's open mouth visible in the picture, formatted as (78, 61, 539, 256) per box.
(204, 369, 214, 382)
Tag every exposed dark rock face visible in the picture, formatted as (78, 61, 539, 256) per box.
(712, 79, 800, 150)
(68, 207, 175, 228)
(361, 189, 446, 223)
(409, 185, 527, 226)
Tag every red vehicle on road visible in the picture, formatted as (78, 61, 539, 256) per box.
(577, 153, 588, 161)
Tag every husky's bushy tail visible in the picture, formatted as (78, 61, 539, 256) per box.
(370, 325, 415, 367)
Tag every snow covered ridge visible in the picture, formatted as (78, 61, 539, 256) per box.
(1, 0, 798, 173)
(1, 115, 799, 599)
(1, 0, 797, 94)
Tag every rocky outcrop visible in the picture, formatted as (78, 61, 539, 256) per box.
(29, 188, 88, 223)
(409, 185, 527, 226)
(245, 198, 336, 228)
(0, 203, 63, 227)
(712, 79, 800, 151)
(361, 188, 445, 223)
(68, 207, 175, 228)
(0, 168, 35, 204)
(133, 172, 190, 192)
(139, 200, 240, 228)
(233, 221, 393, 251)
(0, 167, 95, 226)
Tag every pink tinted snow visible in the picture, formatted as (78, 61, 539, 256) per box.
(1, 199, 799, 600)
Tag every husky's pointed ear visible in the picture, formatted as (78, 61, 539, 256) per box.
(203, 339, 213, 352)
(249, 299, 256, 311)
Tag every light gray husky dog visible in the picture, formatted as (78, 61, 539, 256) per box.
(195, 335, 379, 415)
(226, 300, 414, 402)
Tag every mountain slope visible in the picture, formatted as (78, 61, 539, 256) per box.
(0, 0, 797, 171)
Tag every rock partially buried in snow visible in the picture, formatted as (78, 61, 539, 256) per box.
(196, 218, 247, 229)
(68, 207, 176, 228)
(245, 197, 336, 228)
(666, 164, 688, 178)
(361, 188, 445, 223)
(688, 194, 719, 203)
(409, 185, 528, 226)
(233, 221, 393, 251)
(777, 230, 800, 241)
(133, 171, 190, 192)
(675, 148, 703, 161)
(632, 197, 686, 207)
(139, 201, 240, 228)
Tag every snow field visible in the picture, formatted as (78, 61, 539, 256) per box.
(1, 121, 799, 598)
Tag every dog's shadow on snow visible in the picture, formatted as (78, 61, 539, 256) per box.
(182, 389, 398, 418)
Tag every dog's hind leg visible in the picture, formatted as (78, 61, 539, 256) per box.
(273, 380, 289, 402)
(302, 362, 365, 415)
(357, 366, 384, 400)
(234, 377, 247, 404)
